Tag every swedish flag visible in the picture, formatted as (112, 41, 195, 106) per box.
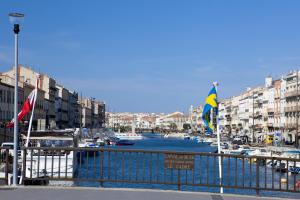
(202, 86, 218, 133)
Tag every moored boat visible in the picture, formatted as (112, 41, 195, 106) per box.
(114, 132, 143, 140)
(21, 129, 80, 185)
(116, 140, 135, 146)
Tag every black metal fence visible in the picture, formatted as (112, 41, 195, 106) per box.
(16, 147, 300, 195)
(0, 147, 11, 185)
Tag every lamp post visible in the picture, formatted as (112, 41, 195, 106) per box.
(9, 12, 24, 186)
(252, 92, 255, 143)
(296, 70, 299, 148)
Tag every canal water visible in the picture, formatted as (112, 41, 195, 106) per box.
(73, 133, 300, 199)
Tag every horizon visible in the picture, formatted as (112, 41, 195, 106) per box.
(1, 1, 300, 113)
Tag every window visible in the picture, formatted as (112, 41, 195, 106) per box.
(3, 90, 6, 104)
(7, 91, 10, 103)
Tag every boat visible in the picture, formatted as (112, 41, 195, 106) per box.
(222, 148, 245, 155)
(116, 140, 135, 146)
(104, 136, 119, 146)
(163, 133, 185, 139)
(114, 118, 143, 140)
(210, 142, 229, 149)
(221, 145, 254, 155)
(281, 151, 300, 174)
(78, 137, 106, 156)
(247, 148, 271, 157)
(21, 129, 80, 185)
(195, 137, 213, 145)
(183, 134, 191, 140)
(114, 133, 143, 140)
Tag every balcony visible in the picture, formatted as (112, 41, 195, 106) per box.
(284, 106, 300, 112)
(285, 123, 297, 129)
(285, 91, 299, 98)
(267, 108, 274, 113)
(253, 103, 263, 108)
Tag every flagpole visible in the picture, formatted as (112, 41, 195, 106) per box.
(214, 82, 223, 194)
(25, 77, 38, 147)
(20, 77, 38, 184)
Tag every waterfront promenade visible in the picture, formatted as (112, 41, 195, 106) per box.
(0, 186, 298, 200)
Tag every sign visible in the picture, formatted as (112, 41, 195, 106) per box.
(164, 153, 194, 170)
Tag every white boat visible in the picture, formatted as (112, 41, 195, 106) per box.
(281, 151, 300, 174)
(222, 147, 245, 155)
(210, 142, 229, 149)
(114, 117, 143, 140)
(114, 133, 143, 140)
(164, 133, 185, 138)
(196, 137, 214, 145)
(78, 138, 105, 148)
(247, 148, 272, 157)
(222, 146, 254, 155)
(21, 129, 80, 182)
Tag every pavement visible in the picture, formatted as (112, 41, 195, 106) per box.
(0, 186, 298, 200)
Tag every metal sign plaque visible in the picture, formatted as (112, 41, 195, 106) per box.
(164, 153, 194, 170)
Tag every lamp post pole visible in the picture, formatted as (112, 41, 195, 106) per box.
(296, 71, 299, 148)
(252, 92, 255, 144)
(13, 26, 19, 186)
(9, 12, 24, 186)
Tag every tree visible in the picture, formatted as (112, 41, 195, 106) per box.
(183, 123, 191, 131)
(169, 123, 177, 131)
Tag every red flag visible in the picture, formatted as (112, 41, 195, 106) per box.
(7, 89, 37, 128)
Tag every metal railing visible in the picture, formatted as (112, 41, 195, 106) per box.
(0, 147, 11, 185)
(18, 147, 300, 195)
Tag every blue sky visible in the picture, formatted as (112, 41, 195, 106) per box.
(0, 1, 300, 113)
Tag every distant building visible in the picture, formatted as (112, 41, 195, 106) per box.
(55, 84, 69, 129)
(3, 67, 46, 130)
(2, 65, 105, 131)
(40, 74, 56, 129)
(93, 100, 105, 128)
(68, 91, 80, 128)
(0, 74, 23, 143)
(79, 97, 105, 128)
(283, 71, 299, 144)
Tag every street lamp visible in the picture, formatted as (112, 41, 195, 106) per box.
(9, 12, 24, 186)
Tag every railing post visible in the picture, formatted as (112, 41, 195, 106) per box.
(100, 149, 104, 187)
(178, 169, 181, 190)
(5, 149, 9, 185)
(256, 158, 260, 196)
(21, 148, 27, 185)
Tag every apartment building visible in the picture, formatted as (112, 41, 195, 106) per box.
(0, 66, 106, 136)
(0, 74, 23, 125)
(68, 91, 80, 128)
(217, 72, 300, 144)
(3, 67, 47, 130)
(40, 74, 56, 129)
(4, 66, 51, 130)
(24, 83, 46, 130)
(55, 84, 69, 129)
(218, 77, 281, 142)
(189, 105, 203, 132)
(284, 71, 300, 144)
(92, 100, 106, 128)
(79, 98, 93, 128)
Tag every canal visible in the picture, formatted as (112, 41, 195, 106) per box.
(73, 133, 300, 199)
